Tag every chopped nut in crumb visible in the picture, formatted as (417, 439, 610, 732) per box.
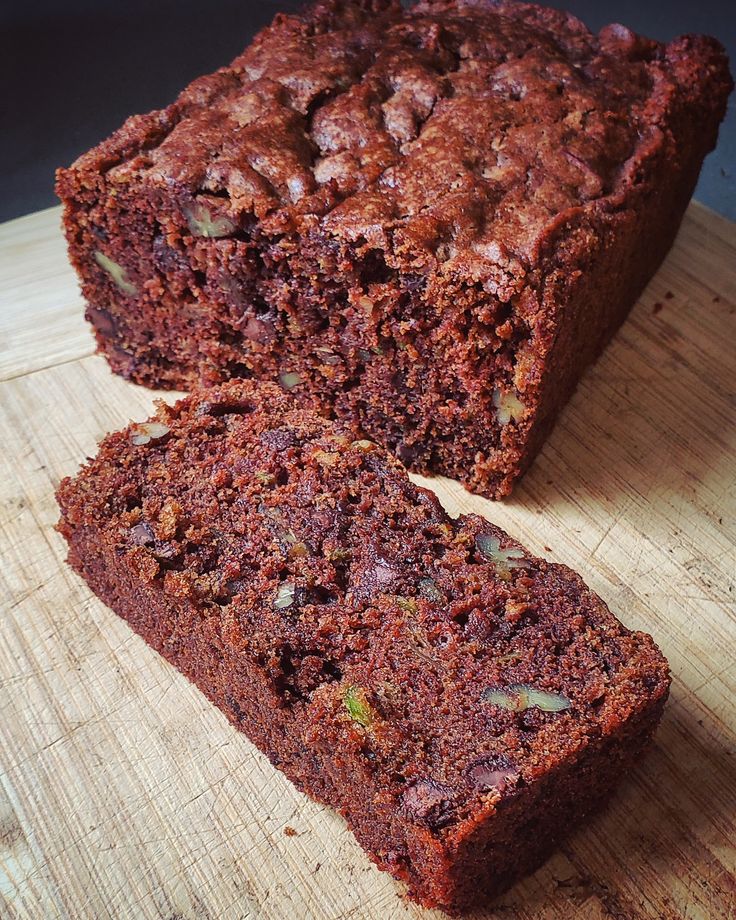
(482, 684, 571, 713)
(492, 387, 525, 425)
(184, 201, 237, 238)
(274, 581, 296, 610)
(475, 534, 530, 579)
(94, 251, 137, 295)
(130, 422, 170, 446)
(280, 371, 301, 390)
(343, 686, 375, 728)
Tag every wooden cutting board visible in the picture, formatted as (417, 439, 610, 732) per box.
(0, 204, 734, 920)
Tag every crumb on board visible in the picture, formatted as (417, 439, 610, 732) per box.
(283, 825, 298, 837)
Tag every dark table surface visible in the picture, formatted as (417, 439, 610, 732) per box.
(2, 0, 733, 224)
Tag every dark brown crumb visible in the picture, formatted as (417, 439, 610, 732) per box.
(283, 826, 298, 837)
(55, 0, 733, 499)
(652, 302, 664, 314)
(665, 291, 675, 300)
(56, 379, 671, 913)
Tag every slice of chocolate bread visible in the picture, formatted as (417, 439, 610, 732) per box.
(56, 380, 670, 912)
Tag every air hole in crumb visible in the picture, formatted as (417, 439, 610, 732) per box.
(204, 400, 255, 418)
(219, 329, 243, 347)
(309, 584, 338, 606)
(226, 362, 252, 379)
(253, 298, 272, 316)
(322, 660, 343, 681)
(279, 648, 297, 677)
(358, 249, 394, 287)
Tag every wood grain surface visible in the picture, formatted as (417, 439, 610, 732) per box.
(0, 204, 734, 920)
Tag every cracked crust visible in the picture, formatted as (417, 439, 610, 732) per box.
(56, 0, 733, 497)
(56, 379, 670, 912)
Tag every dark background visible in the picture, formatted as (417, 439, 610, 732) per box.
(2, 0, 734, 223)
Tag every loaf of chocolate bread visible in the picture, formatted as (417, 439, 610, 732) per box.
(56, 380, 670, 912)
(56, 0, 732, 497)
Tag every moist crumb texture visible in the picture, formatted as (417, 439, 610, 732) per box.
(56, 380, 671, 913)
(56, 0, 732, 497)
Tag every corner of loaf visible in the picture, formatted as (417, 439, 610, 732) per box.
(56, 0, 732, 498)
(56, 379, 671, 913)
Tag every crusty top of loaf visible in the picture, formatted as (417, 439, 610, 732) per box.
(65, 0, 732, 271)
